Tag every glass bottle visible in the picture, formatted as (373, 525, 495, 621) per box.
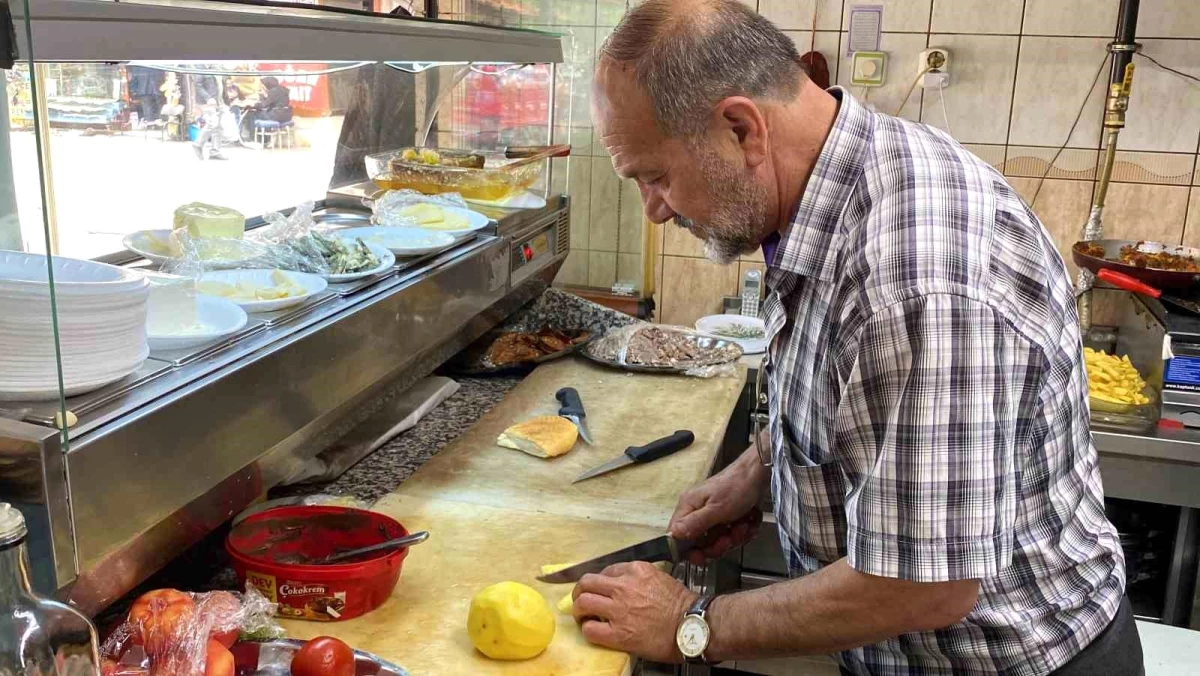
(0, 503, 100, 676)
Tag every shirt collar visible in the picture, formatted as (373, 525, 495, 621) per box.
(768, 87, 874, 282)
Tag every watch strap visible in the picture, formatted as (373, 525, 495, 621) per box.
(683, 595, 715, 664)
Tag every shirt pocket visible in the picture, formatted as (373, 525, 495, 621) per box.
(783, 454, 849, 566)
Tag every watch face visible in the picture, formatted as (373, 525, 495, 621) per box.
(676, 615, 710, 658)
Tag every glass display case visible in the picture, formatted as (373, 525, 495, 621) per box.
(1, 0, 569, 613)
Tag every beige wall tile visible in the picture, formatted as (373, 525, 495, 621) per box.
(1102, 183, 1191, 245)
(784, 31, 843, 83)
(962, 144, 1006, 171)
(841, 0, 932, 33)
(652, 251, 664, 323)
(588, 250, 617, 288)
(760, 0, 843, 31)
(919, 34, 1018, 144)
(1022, 0, 1120, 37)
(663, 221, 707, 257)
(556, 249, 589, 287)
(837, 33, 930, 120)
(930, 0, 1023, 34)
(1122, 40, 1200, 152)
(616, 252, 642, 287)
(617, 178, 644, 253)
(1008, 177, 1094, 274)
(554, 157, 592, 250)
(660, 256, 741, 326)
(1003, 147, 1099, 181)
(589, 157, 620, 251)
(1101, 151, 1196, 186)
(1183, 188, 1200, 247)
(741, 246, 767, 264)
(1009, 37, 1108, 148)
(1137, 0, 1200, 38)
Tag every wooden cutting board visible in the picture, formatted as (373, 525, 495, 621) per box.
(395, 358, 747, 528)
(282, 357, 746, 675)
(283, 494, 659, 676)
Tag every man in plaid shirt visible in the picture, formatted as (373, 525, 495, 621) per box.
(571, 0, 1143, 673)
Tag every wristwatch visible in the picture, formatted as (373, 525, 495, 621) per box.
(676, 595, 715, 664)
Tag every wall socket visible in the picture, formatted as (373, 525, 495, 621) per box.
(918, 47, 950, 88)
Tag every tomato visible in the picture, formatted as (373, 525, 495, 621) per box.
(204, 639, 235, 676)
(127, 589, 197, 656)
(196, 591, 242, 648)
(290, 637, 355, 676)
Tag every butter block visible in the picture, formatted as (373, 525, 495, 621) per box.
(173, 202, 246, 240)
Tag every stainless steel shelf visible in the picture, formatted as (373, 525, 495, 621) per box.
(13, 0, 564, 64)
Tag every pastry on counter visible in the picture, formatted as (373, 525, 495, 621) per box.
(496, 416, 577, 458)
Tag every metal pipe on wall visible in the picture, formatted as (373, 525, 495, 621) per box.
(1076, 0, 1140, 331)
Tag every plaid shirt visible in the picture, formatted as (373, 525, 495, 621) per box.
(762, 89, 1125, 675)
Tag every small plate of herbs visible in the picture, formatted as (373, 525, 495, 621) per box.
(695, 314, 767, 355)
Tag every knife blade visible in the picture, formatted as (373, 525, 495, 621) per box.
(572, 430, 695, 483)
(556, 387, 595, 444)
(536, 535, 695, 583)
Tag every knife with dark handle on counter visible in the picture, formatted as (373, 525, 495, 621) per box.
(572, 430, 695, 483)
(556, 387, 595, 444)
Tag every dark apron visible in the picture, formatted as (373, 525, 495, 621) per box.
(837, 596, 1143, 675)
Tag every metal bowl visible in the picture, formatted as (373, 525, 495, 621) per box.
(231, 640, 408, 676)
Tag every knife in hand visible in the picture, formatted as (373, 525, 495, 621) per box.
(572, 430, 695, 483)
(556, 387, 595, 444)
(536, 535, 696, 583)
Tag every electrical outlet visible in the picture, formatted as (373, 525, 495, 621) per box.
(851, 51, 887, 87)
(918, 47, 950, 87)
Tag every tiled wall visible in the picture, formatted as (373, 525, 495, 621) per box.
(454, 0, 1200, 328)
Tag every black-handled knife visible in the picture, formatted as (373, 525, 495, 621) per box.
(572, 430, 695, 483)
(556, 387, 595, 444)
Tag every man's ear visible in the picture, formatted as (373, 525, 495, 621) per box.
(710, 96, 768, 169)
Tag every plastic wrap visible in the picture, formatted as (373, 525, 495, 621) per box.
(248, 203, 382, 277)
(369, 189, 469, 228)
(100, 586, 284, 676)
(584, 324, 742, 378)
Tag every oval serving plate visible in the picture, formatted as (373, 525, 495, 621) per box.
(582, 327, 743, 374)
(229, 640, 408, 676)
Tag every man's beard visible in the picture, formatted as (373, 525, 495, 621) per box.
(674, 149, 768, 265)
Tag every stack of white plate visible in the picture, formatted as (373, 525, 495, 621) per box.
(0, 250, 150, 401)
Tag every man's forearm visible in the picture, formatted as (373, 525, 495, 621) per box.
(703, 559, 979, 662)
(734, 431, 771, 497)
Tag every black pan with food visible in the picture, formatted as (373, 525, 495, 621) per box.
(448, 328, 594, 375)
(1072, 239, 1200, 290)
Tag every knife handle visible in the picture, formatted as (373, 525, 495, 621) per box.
(626, 430, 694, 464)
(556, 387, 587, 418)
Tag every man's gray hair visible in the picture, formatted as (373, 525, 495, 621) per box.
(598, 0, 805, 138)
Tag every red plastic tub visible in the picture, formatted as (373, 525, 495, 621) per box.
(226, 506, 409, 622)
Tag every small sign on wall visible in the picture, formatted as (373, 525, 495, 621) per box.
(847, 4, 883, 57)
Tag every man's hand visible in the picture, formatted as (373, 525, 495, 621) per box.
(668, 446, 768, 563)
(572, 562, 698, 663)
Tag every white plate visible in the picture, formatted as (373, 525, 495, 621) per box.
(122, 230, 259, 270)
(197, 269, 327, 314)
(464, 190, 547, 210)
(335, 227, 457, 257)
(695, 315, 767, 355)
(321, 241, 396, 283)
(0, 370, 139, 402)
(372, 205, 491, 239)
(148, 295, 249, 352)
(0, 250, 149, 295)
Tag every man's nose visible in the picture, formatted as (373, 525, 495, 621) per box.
(637, 184, 676, 225)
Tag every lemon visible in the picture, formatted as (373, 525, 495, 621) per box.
(468, 582, 556, 660)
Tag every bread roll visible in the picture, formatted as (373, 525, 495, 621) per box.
(497, 416, 578, 458)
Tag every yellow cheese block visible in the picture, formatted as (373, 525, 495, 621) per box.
(556, 593, 574, 614)
(173, 202, 246, 240)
